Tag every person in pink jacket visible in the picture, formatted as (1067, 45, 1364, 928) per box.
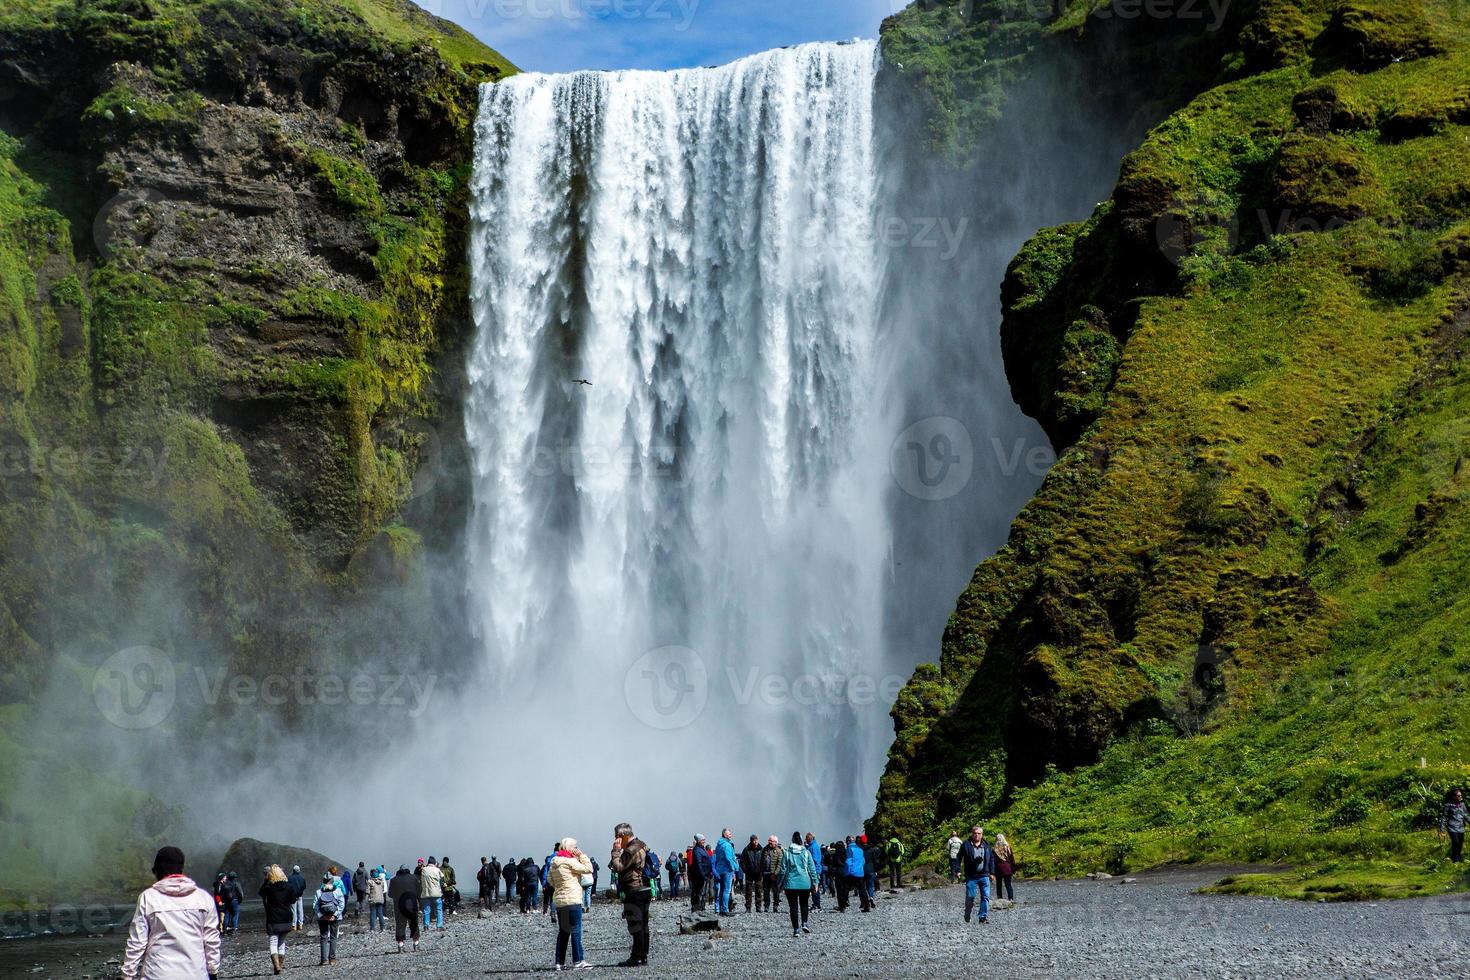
(121, 846, 222, 980)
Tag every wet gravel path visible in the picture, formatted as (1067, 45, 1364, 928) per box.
(20, 868, 1470, 978)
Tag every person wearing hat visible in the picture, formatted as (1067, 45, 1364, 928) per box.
(739, 835, 762, 912)
(760, 835, 785, 913)
(548, 838, 595, 970)
(287, 865, 306, 931)
(419, 857, 445, 931)
(120, 846, 221, 980)
(687, 835, 712, 912)
(367, 865, 390, 932)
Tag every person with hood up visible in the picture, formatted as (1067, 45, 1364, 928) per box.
(518, 858, 540, 913)
(287, 865, 307, 931)
(367, 866, 390, 932)
(258, 865, 294, 975)
(712, 828, 739, 916)
(419, 857, 445, 931)
(780, 832, 818, 937)
(739, 836, 762, 912)
(610, 821, 652, 967)
(687, 835, 712, 912)
(121, 846, 221, 980)
(664, 850, 683, 900)
(548, 838, 595, 971)
(841, 836, 872, 912)
(388, 865, 421, 952)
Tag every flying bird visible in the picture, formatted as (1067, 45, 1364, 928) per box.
(572, 379, 593, 386)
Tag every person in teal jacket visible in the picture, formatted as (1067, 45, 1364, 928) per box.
(779, 833, 818, 936)
(712, 829, 740, 915)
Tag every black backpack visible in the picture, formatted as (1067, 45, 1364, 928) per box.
(396, 889, 420, 917)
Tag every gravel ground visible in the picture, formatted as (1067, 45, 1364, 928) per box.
(15, 868, 1470, 978)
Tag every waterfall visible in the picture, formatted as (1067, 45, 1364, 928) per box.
(465, 41, 892, 835)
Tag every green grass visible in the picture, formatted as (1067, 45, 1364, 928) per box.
(873, 0, 1470, 901)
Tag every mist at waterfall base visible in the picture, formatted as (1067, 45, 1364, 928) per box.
(178, 39, 1139, 868)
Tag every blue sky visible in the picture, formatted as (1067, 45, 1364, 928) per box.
(427, 0, 900, 72)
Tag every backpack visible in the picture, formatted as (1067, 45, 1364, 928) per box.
(887, 840, 904, 861)
(316, 888, 342, 920)
(644, 851, 661, 878)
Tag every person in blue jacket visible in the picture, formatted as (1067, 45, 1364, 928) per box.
(712, 829, 740, 915)
(841, 835, 871, 912)
(689, 836, 713, 912)
(542, 849, 556, 915)
(804, 833, 824, 911)
(960, 825, 996, 924)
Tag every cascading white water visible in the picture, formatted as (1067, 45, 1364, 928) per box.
(465, 41, 895, 837)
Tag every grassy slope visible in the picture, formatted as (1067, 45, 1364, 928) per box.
(874, 0, 1470, 900)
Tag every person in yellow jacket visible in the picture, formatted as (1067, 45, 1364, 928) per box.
(547, 838, 595, 971)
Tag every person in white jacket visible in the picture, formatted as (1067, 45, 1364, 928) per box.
(121, 846, 221, 980)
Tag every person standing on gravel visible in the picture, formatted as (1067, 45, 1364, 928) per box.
(761, 835, 785, 913)
(611, 821, 653, 967)
(860, 836, 880, 902)
(367, 867, 389, 931)
(740, 835, 763, 912)
(947, 832, 964, 882)
(713, 828, 740, 915)
(288, 864, 306, 931)
(504, 858, 519, 904)
(805, 834, 824, 912)
(993, 834, 1016, 901)
(420, 857, 445, 931)
(780, 832, 818, 937)
(354, 862, 368, 916)
(442, 857, 460, 917)
(885, 837, 905, 890)
(389, 865, 421, 952)
(549, 838, 596, 971)
(688, 836, 712, 912)
(1441, 789, 1469, 862)
(960, 826, 996, 924)
(258, 865, 295, 975)
(314, 872, 344, 965)
(519, 858, 540, 913)
(665, 849, 683, 900)
(841, 836, 872, 912)
(588, 858, 600, 911)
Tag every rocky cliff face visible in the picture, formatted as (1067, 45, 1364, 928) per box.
(872, 0, 1470, 895)
(0, 0, 510, 905)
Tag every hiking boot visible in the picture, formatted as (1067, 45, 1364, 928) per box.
(615, 958, 641, 967)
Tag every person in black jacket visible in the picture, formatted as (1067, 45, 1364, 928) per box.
(258, 865, 295, 975)
(502, 858, 518, 903)
(688, 836, 712, 912)
(760, 836, 784, 913)
(388, 865, 421, 952)
(959, 826, 996, 924)
(860, 836, 880, 903)
(518, 858, 539, 913)
(286, 865, 306, 932)
(739, 836, 762, 912)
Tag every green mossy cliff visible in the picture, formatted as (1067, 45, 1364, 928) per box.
(0, 0, 510, 905)
(872, 0, 1470, 897)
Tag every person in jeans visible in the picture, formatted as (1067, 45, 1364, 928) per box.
(221, 872, 244, 934)
(780, 832, 818, 937)
(367, 867, 389, 931)
(946, 832, 963, 882)
(314, 873, 343, 965)
(548, 838, 595, 971)
(610, 822, 652, 967)
(665, 850, 682, 901)
(712, 828, 739, 915)
(388, 865, 421, 952)
(287, 865, 306, 931)
(804, 834, 823, 911)
(960, 826, 996, 924)
(1441, 788, 1469, 862)
(992, 834, 1016, 901)
(840, 836, 872, 912)
(419, 857, 445, 930)
(120, 846, 221, 980)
